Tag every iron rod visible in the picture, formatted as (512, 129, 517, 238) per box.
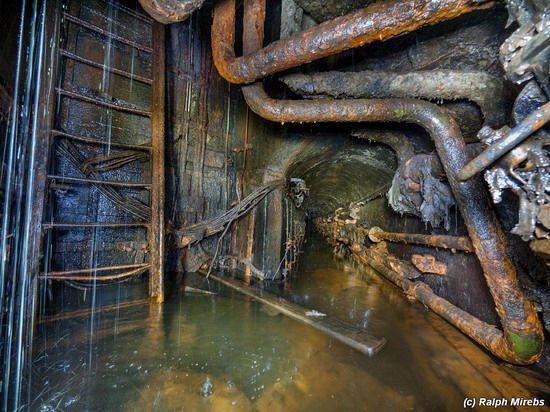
(42, 267, 149, 281)
(149, 21, 165, 302)
(57, 87, 152, 117)
(63, 12, 152, 53)
(212, 0, 496, 84)
(60, 49, 153, 84)
(47, 174, 151, 188)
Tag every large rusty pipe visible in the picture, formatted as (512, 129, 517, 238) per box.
(242, 85, 543, 364)
(367, 226, 475, 252)
(457, 101, 550, 181)
(228, 0, 543, 364)
(358, 246, 515, 360)
(138, 0, 206, 23)
(212, 0, 496, 84)
(281, 70, 511, 127)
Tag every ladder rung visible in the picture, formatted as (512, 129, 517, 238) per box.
(60, 49, 153, 85)
(48, 174, 151, 188)
(57, 87, 152, 117)
(51, 130, 152, 151)
(63, 13, 152, 53)
(42, 263, 150, 277)
(97, 0, 153, 24)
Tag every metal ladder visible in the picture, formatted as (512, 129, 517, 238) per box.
(36, 0, 165, 300)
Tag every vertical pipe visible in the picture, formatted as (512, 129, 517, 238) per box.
(1, 1, 28, 410)
(15, 2, 47, 406)
(150, 21, 166, 302)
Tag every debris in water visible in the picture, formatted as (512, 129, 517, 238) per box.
(305, 310, 326, 317)
(201, 376, 213, 397)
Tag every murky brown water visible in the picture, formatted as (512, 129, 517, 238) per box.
(31, 235, 549, 411)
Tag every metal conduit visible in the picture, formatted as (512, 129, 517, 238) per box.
(212, 0, 496, 84)
(211, 0, 544, 364)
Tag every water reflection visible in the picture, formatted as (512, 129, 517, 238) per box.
(31, 236, 550, 411)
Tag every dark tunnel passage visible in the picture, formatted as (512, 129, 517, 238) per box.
(1, 0, 550, 410)
(284, 134, 396, 217)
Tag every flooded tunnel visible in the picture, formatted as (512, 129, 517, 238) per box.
(1, 0, 550, 410)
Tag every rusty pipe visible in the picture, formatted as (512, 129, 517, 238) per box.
(281, 70, 511, 127)
(457, 101, 550, 181)
(138, 0, 205, 23)
(358, 246, 521, 363)
(242, 85, 543, 363)
(212, 0, 496, 84)
(367, 227, 475, 252)
(234, 0, 543, 364)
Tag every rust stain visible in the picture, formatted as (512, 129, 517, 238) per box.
(411, 254, 448, 275)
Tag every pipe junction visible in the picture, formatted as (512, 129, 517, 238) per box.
(211, 0, 544, 364)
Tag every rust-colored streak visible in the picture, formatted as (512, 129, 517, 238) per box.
(243, 0, 266, 55)
(212, 0, 496, 84)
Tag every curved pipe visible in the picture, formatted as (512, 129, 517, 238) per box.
(212, 0, 496, 84)
(242, 83, 543, 364)
(282, 70, 511, 127)
(351, 130, 415, 166)
(138, 0, 205, 23)
(222, 0, 544, 364)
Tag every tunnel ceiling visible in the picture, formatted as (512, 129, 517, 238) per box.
(285, 134, 396, 216)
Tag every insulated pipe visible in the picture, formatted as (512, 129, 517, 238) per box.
(367, 227, 475, 252)
(457, 101, 550, 181)
(223, 0, 544, 364)
(281, 71, 511, 127)
(138, 0, 205, 23)
(212, 0, 497, 84)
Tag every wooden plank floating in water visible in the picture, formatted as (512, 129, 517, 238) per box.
(199, 271, 386, 356)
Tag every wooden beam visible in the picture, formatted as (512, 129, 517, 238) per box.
(199, 271, 386, 356)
